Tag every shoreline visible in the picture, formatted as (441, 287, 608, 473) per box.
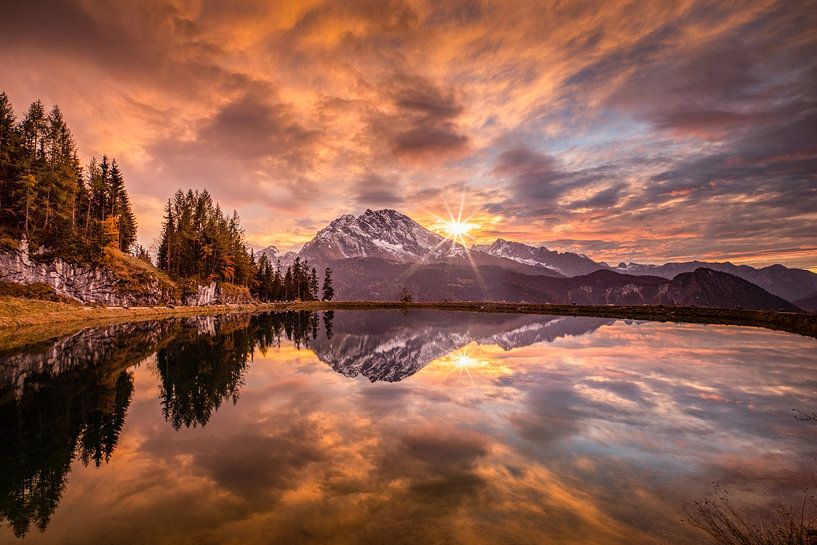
(0, 297, 815, 340)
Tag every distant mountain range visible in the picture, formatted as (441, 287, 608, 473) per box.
(261, 209, 815, 311)
(472, 238, 606, 277)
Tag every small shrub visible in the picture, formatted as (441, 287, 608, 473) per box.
(686, 484, 817, 545)
(399, 287, 413, 303)
(0, 235, 19, 251)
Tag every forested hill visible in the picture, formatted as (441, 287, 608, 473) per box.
(0, 92, 137, 262)
(0, 91, 329, 306)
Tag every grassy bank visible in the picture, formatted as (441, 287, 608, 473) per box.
(0, 296, 284, 329)
(1, 296, 815, 340)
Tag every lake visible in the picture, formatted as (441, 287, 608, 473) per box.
(1, 310, 815, 544)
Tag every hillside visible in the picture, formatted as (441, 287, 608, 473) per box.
(795, 292, 817, 312)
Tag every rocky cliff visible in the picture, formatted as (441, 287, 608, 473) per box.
(0, 240, 253, 306)
(0, 240, 176, 305)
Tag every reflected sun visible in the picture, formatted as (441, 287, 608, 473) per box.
(454, 353, 475, 368)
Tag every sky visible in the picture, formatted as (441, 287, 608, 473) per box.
(1, 0, 815, 269)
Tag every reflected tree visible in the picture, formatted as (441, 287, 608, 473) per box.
(157, 312, 322, 429)
(323, 310, 334, 340)
(157, 319, 254, 429)
(78, 372, 134, 467)
(0, 311, 329, 536)
(0, 368, 134, 537)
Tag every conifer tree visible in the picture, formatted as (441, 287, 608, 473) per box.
(156, 188, 255, 286)
(322, 267, 334, 301)
(0, 92, 20, 228)
(309, 267, 319, 300)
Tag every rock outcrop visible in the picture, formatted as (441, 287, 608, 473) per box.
(0, 240, 176, 305)
(181, 281, 254, 306)
(0, 240, 261, 306)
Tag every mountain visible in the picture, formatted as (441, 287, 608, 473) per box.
(655, 268, 799, 310)
(271, 209, 807, 311)
(795, 292, 817, 312)
(310, 310, 613, 382)
(472, 238, 608, 276)
(256, 245, 297, 268)
(299, 208, 466, 263)
(614, 261, 817, 303)
(257, 245, 280, 263)
(298, 209, 563, 277)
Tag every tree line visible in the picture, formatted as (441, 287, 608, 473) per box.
(253, 254, 334, 302)
(155, 188, 333, 299)
(0, 92, 136, 261)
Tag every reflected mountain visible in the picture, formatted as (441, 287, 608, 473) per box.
(309, 310, 613, 382)
(0, 310, 611, 536)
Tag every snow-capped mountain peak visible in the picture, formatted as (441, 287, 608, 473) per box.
(300, 208, 465, 263)
(472, 238, 607, 277)
(256, 245, 297, 269)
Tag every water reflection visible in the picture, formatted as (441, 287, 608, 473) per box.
(0, 311, 815, 544)
(0, 367, 133, 537)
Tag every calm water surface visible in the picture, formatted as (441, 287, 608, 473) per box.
(1, 310, 815, 544)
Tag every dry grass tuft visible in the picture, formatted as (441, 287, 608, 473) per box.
(687, 485, 817, 545)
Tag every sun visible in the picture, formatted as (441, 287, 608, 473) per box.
(430, 199, 480, 244)
(444, 219, 476, 238)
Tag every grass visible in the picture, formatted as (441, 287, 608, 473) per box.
(101, 247, 179, 300)
(0, 296, 79, 317)
(0, 281, 74, 302)
(0, 295, 271, 330)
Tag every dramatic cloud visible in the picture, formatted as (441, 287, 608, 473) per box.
(1, 0, 814, 267)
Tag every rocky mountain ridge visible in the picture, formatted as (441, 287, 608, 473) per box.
(291, 209, 816, 304)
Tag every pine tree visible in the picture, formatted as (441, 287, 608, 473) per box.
(0, 92, 20, 229)
(309, 267, 319, 300)
(108, 159, 124, 218)
(283, 267, 293, 300)
(322, 267, 334, 301)
(156, 188, 255, 286)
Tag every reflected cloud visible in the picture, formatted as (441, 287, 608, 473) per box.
(1, 313, 816, 543)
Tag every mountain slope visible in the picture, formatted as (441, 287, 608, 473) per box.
(473, 239, 607, 276)
(615, 261, 817, 302)
(795, 292, 817, 312)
